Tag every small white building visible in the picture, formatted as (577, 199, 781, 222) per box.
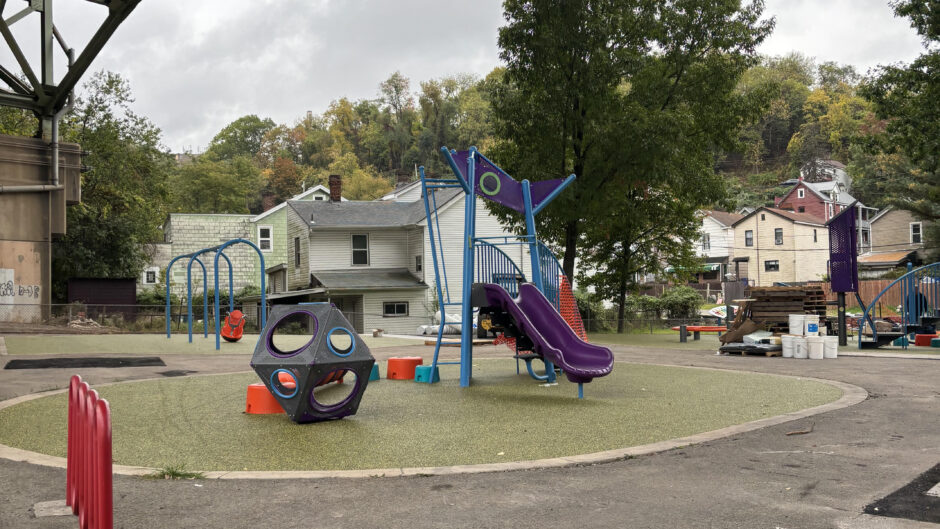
(697, 210, 744, 282)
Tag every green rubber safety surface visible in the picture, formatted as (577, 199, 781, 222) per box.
(1, 333, 423, 356)
(0, 360, 842, 471)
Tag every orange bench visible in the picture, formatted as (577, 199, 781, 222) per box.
(671, 325, 726, 341)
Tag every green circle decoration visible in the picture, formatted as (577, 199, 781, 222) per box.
(479, 172, 501, 196)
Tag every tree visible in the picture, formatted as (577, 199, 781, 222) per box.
(311, 153, 392, 201)
(169, 155, 263, 213)
(204, 115, 276, 161)
(860, 0, 939, 258)
(493, 0, 773, 284)
(51, 72, 172, 301)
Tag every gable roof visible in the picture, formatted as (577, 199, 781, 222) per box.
(732, 207, 827, 227)
(703, 210, 744, 227)
(252, 185, 345, 222)
(380, 179, 422, 201)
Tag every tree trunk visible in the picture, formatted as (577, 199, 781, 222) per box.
(562, 219, 579, 281)
(616, 273, 627, 334)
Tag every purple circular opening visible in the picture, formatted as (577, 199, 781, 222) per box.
(266, 310, 319, 358)
(309, 369, 361, 413)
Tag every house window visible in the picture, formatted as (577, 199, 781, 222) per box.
(294, 237, 301, 267)
(911, 222, 922, 244)
(142, 267, 159, 285)
(813, 229, 817, 243)
(702, 233, 711, 251)
(798, 206, 805, 213)
(383, 301, 408, 317)
(828, 203, 834, 218)
(745, 230, 754, 247)
(862, 229, 870, 246)
(774, 228, 783, 245)
(415, 255, 423, 272)
(797, 188, 805, 199)
(352, 234, 369, 265)
(258, 225, 273, 252)
(764, 260, 780, 272)
(760, 213, 765, 221)
(314, 196, 324, 201)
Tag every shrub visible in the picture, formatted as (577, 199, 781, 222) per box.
(660, 286, 704, 318)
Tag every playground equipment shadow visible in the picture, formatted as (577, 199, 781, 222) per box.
(0, 359, 842, 472)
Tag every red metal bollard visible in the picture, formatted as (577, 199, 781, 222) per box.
(65, 375, 113, 529)
(95, 399, 112, 529)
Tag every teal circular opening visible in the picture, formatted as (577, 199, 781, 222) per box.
(327, 328, 356, 357)
(479, 172, 501, 196)
(269, 369, 299, 399)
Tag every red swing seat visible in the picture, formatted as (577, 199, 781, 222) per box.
(221, 310, 246, 342)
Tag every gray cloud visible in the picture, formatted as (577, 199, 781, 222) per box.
(0, 1, 927, 152)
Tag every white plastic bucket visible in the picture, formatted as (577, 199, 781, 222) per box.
(804, 314, 820, 336)
(793, 337, 808, 359)
(824, 336, 839, 359)
(781, 335, 796, 358)
(789, 314, 805, 336)
(806, 336, 824, 359)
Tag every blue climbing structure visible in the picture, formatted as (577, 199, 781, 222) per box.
(420, 146, 580, 387)
(858, 261, 940, 349)
(164, 238, 266, 350)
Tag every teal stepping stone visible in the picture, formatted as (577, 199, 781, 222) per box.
(413, 364, 440, 383)
(931, 338, 940, 348)
(893, 336, 909, 347)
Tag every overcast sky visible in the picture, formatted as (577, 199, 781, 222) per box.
(3, 0, 927, 152)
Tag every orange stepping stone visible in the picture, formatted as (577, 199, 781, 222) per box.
(387, 357, 423, 380)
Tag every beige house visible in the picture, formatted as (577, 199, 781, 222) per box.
(731, 207, 829, 286)
(857, 206, 929, 277)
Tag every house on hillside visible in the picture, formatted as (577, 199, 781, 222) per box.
(856, 206, 931, 277)
(145, 174, 537, 334)
(138, 184, 342, 296)
(731, 207, 829, 286)
(257, 178, 535, 334)
(696, 210, 744, 283)
(800, 159, 850, 187)
(774, 179, 877, 253)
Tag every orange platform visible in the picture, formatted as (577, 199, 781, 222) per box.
(387, 357, 423, 380)
(245, 383, 286, 414)
(914, 334, 938, 347)
(245, 371, 346, 414)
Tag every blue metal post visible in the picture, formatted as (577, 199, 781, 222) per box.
(459, 148, 478, 387)
(186, 255, 208, 343)
(522, 179, 555, 383)
(420, 166, 449, 382)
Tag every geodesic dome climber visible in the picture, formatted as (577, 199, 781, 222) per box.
(250, 304, 375, 423)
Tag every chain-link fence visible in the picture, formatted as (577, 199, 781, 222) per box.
(0, 303, 267, 333)
(580, 316, 721, 334)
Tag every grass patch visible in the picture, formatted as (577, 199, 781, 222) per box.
(2, 333, 424, 356)
(0, 360, 842, 471)
(145, 464, 206, 480)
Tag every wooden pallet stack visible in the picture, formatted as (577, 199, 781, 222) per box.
(744, 286, 827, 333)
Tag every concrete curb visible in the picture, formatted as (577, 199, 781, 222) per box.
(840, 351, 940, 360)
(0, 367, 868, 480)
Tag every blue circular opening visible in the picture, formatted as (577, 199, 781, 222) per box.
(326, 327, 356, 357)
(265, 310, 318, 358)
(269, 369, 299, 399)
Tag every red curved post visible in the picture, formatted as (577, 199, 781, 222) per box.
(66, 375, 81, 509)
(80, 389, 98, 529)
(94, 399, 112, 529)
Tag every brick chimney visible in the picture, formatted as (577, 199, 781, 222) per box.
(328, 174, 342, 202)
(261, 191, 276, 212)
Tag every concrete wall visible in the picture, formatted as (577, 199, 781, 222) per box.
(0, 135, 82, 322)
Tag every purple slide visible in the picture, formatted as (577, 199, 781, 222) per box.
(482, 283, 614, 384)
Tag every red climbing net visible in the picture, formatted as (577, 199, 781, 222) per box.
(493, 275, 588, 352)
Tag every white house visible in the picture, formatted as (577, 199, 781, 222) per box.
(697, 210, 744, 282)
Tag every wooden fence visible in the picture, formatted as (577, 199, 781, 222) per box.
(808, 280, 897, 309)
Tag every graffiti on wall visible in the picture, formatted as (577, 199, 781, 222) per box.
(0, 269, 40, 301)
